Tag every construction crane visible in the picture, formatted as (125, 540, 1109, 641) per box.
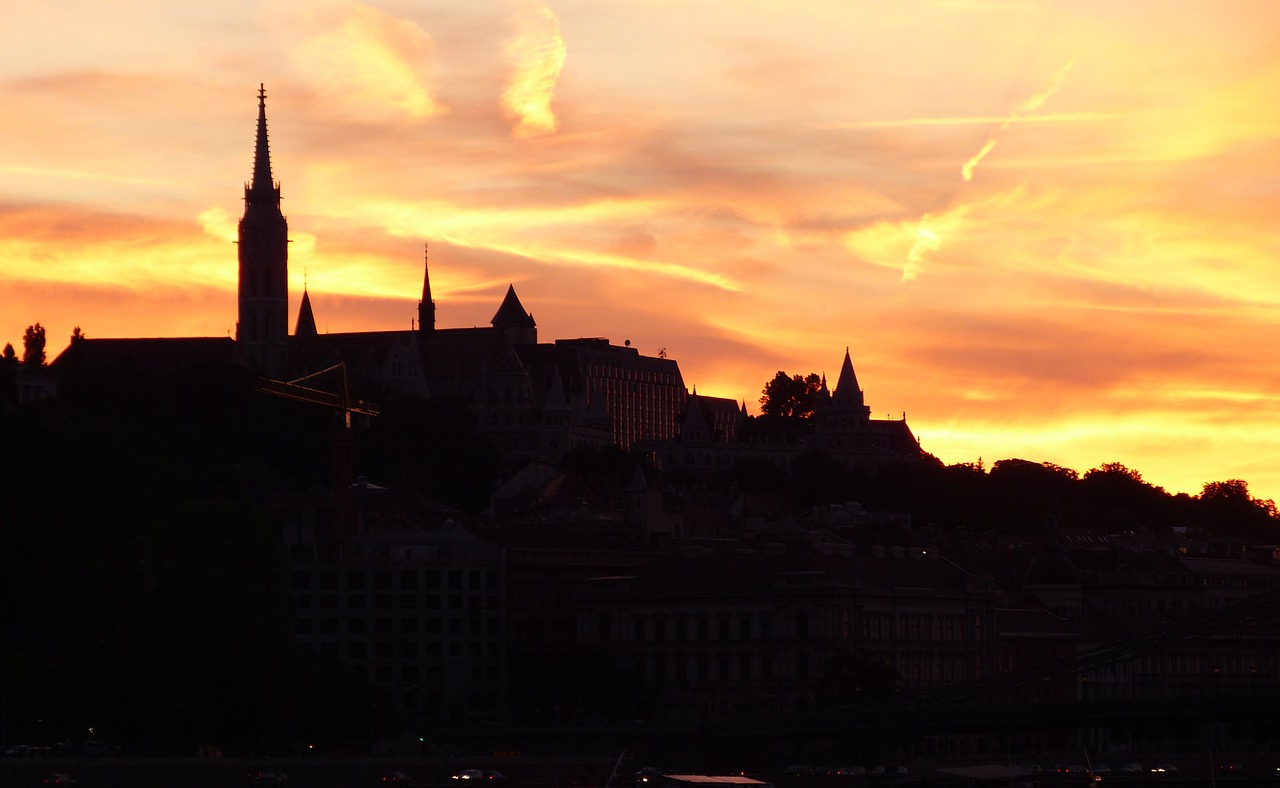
(256, 364, 379, 553)
(255, 363, 379, 429)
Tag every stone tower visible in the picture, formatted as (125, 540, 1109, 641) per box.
(236, 84, 289, 376)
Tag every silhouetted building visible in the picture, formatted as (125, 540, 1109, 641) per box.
(237, 84, 290, 377)
(277, 480, 507, 728)
(575, 544, 996, 721)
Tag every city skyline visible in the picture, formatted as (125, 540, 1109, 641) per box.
(2, 1, 1278, 501)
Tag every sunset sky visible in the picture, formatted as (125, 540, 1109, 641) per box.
(3, 0, 1279, 502)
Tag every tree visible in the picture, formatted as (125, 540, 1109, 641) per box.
(2, 343, 15, 362)
(1199, 479, 1279, 540)
(70, 325, 86, 345)
(22, 322, 46, 367)
(759, 370, 822, 418)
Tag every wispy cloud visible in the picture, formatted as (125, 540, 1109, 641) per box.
(501, 1, 567, 138)
(274, 0, 442, 119)
(824, 112, 1119, 129)
(962, 61, 1075, 181)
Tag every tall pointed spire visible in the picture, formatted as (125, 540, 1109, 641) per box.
(250, 83, 276, 199)
(294, 287, 317, 337)
(418, 242, 435, 333)
(236, 83, 290, 376)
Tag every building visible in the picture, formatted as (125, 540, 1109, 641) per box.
(277, 480, 507, 728)
(575, 544, 997, 721)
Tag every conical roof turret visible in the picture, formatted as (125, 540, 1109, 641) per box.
(834, 348, 861, 400)
(491, 284, 536, 328)
(294, 287, 317, 337)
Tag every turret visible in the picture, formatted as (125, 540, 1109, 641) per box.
(491, 285, 537, 345)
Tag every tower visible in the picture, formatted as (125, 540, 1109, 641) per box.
(236, 84, 289, 376)
(490, 285, 537, 346)
(418, 243, 435, 334)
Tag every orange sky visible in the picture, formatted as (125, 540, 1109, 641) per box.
(3, 0, 1279, 503)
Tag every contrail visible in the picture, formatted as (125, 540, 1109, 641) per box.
(963, 61, 1074, 181)
(823, 111, 1116, 130)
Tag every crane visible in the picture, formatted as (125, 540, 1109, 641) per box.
(256, 363, 379, 553)
(255, 363, 379, 429)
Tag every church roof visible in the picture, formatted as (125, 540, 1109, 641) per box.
(50, 337, 235, 375)
(491, 285, 536, 328)
(682, 393, 709, 430)
(426, 327, 528, 377)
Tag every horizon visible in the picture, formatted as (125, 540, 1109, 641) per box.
(2, 1, 1278, 503)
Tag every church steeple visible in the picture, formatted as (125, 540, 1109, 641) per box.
(236, 83, 290, 376)
(250, 84, 276, 198)
(294, 286, 317, 337)
(418, 242, 435, 333)
(831, 346, 871, 421)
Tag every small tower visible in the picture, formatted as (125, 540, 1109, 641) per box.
(491, 284, 537, 345)
(831, 347, 871, 422)
(294, 286, 317, 337)
(236, 84, 290, 375)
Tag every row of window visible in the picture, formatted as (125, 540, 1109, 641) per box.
(295, 593, 498, 611)
(297, 615, 499, 637)
(601, 609, 980, 644)
(605, 611, 789, 643)
(862, 612, 978, 642)
(292, 568, 498, 593)
(587, 363, 681, 386)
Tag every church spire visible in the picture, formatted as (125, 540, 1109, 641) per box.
(236, 83, 290, 376)
(418, 242, 435, 333)
(294, 286, 317, 337)
(249, 83, 277, 200)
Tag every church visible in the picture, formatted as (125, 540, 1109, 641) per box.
(52, 86, 919, 471)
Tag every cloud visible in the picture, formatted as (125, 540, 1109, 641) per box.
(501, 1, 567, 138)
(273, 0, 442, 120)
(962, 61, 1075, 181)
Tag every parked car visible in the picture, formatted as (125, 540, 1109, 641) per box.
(452, 771, 486, 781)
(248, 772, 289, 784)
(1150, 765, 1177, 774)
(42, 776, 76, 786)
(636, 768, 665, 784)
(836, 767, 866, 777)
(381, 772, 413, 784)
(1220, 764, 1248, 775)
(1117, 764, 1144, 775)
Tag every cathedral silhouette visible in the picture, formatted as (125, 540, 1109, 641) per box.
(54, 86, 920, 470)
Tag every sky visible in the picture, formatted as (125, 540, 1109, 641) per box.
(3, 0, 1279, 503)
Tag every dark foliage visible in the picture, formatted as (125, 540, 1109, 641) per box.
(0, 363, 401, 753)
(354, 394, 501, 513)
(759, 370, 822, 419)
